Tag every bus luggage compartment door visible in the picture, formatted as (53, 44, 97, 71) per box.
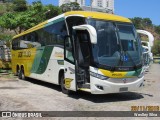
(64, 61, 76, 91)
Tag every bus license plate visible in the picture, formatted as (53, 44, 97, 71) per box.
(119, 87, 128, 92)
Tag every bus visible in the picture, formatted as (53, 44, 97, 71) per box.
(11, 11, 144, 94)
(137, 30, 154, 71)
(141, 41, 151, 69)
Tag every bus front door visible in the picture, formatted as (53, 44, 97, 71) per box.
(64, 37, 77, 92)
(64, 31, 91, 92)
(64, 31, 92, 92)
(64, 25, 97, 92)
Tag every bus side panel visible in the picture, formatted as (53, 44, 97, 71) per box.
(11, 48, 37, 76)
(29, 46, 64, 84)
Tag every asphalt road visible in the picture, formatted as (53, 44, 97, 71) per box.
(0, 64, 160, 120)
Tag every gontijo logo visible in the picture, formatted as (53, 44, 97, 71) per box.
(111, 73, 123, 77)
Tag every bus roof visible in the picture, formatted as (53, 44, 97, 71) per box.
(13, 11, 131, 39)
(65, 11, 131, 23)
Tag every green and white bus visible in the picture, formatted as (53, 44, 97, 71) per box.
(12, 11, 144, 94)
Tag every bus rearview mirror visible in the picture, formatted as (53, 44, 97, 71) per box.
(72, 25, 97, 44)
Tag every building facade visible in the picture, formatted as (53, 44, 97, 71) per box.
(91, 0, 114, 13)
(59, 0, 114, 13)
(59, 0, 85, 7)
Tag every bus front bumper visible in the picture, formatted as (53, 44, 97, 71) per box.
(90, 76, 144, 94)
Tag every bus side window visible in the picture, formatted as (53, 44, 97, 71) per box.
(43, 20, 67, 46)
(32, 32, 41, 48)
(12, 38, 19, 50)
(36, 29, 45, 46)
(65, 38, 74, 62)
(22, 33, 41, 48)
(57, 23, 67, 45)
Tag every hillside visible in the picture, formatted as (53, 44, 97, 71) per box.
(137, 26, 160, 41)
(0, 2, 7, 15)
(0, 2, 15, 41)
(130, 17, 160, 41)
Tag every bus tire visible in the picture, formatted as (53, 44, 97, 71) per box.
(60, 74, 70, 94)
(18, 69, 26, 80)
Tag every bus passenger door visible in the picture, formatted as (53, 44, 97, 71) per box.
(64, 25, 97, 92)
(64, 37, 76, 91)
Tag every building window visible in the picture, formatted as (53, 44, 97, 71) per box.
(97, 0, 102, 7)
(106, 1, 109, 7)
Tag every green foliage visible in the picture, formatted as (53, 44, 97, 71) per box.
(60, 2, 82, 12)
(0, 33, 13, 42)
(130, 17, 143, 29)
(0, 4, 7, 15)
(152, 40, 160, 56)
(0, 2, 14, 15)
(142, 18, 152, 27)
(0, 12, 17, 30)
(5, 2, 14, 12)
(155, 26, 160, 34)
(2, 0, 13, 2)
(45, 4, 62, 19)
(0, 1, 62, 34)
(130, 17, 160, 40)
(12, 0, 27, 12)
(130, 17, 152, 29)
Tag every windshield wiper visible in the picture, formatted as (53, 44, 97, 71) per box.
(98, 64, 116, 71)
(124, 51, 141, 72)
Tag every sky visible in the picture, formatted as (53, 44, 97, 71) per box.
(27, 0, 160, 25)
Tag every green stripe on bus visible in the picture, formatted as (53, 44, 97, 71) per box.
(31, 47, 45, 73)
(31, 46, 54, 74)
(126, 68, 142, 77)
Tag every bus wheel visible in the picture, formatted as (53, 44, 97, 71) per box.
(60, 74, 70, 94)
(18, 69, 26, 80)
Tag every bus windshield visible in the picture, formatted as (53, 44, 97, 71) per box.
(87, 19, 142, 69)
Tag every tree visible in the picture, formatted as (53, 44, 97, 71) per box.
(1, 0, 13, 2)
(0, 12, 18, 33)
(155, 25, 160, 35)
(0, 2, 43, 33)
(0, 1, 62, 34)
(130, 17, 143, 29)
(0, 33, 13, 43)
(152, 40, 160, 56)
(45, 4, 62, 19)
(130, 17, 153, 29)
(142, 18, 152, 27)
(60, 2, 82, 13)
(13, 0, 27, 12)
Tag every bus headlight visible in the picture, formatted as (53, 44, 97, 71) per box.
(90, 72, 109, 80)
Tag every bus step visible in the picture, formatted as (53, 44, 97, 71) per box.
(81, 83, 90, 89)
(77, 73, 84, 76)
(77, 80, 84, 82)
